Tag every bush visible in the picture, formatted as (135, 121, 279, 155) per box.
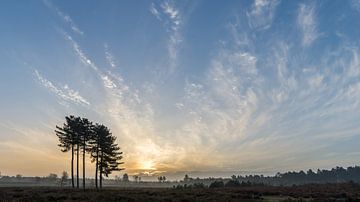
(209, 181, 224, 188)
(225, 180, 241, 187)
(240, 181, 252, 187)
(193, 182, 206, 188)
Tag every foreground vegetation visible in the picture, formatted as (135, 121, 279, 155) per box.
(0, 183, 359, 201)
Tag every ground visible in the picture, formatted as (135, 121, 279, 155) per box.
(0, 183, 359, 201)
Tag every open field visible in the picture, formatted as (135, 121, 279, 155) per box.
(1, 183, 360, 201)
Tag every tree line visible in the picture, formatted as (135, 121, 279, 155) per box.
(228, 166, 360, 186)
(175, 166, 360, 187)
(55, 115, 124, 189)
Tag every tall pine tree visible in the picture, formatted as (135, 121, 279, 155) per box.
(89, 124, 124, 189)
(55, 115, 78, 188)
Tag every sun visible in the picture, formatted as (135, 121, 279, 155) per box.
(141, 160, 156, 170)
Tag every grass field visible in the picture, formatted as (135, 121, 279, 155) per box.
(0, 183, 359, 201)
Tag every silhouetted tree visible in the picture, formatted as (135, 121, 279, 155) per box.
(157, 176, 166, 182)
(133, 175, 139, 182)
(57, 116, 124, 189)
(55, 115, 78, 188)
(48, 173, 58, 179)
(90, 124, 124, 188)
(123, 173, 129, 182)
(79, 118, 92, 190)
(89, 124, 105, 189)
(61, 171, 69, 187)
(184, 174, 191, 182)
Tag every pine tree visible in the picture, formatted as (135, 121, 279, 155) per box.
(79, 118, 92, 190)
(55, 115, 78, 188)
(72, 116, 83, 189)
(90, 124, 124, 189)
(89, 124, 104, 189)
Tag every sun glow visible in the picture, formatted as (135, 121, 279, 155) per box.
(141, 160, 156, 171)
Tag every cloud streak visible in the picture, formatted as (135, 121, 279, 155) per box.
(104, 43, 117, 68)
(247, 0, 279, 29)
(297, 3, 319, 47)
(43, 0, 84, 35)
(34, 70, 90, 106)
(150, 0, 183, 74)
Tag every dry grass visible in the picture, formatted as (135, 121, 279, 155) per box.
(0, 183, 359, 201)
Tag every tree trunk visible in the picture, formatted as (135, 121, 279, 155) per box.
(100, 152, 103, 189)
(77, 144, 79, 188)
(83, 137, 86, 190)
(95, 147, 99, 189)
(71, 145, 74, 188)
(99, 167, 102, 189)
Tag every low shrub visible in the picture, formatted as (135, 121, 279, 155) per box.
(209, 181, 224, 188)
(225, 180, 241, 187)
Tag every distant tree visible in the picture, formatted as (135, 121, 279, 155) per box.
(231, 175, 237, 181)
(48, 173, 58, 179)
(123, 173, 129, 182)
(158, 176, 166, 183)
(15, 174, 22, 179)
(60, 171, 69, 187)
(47, 173, 58, 183)
(184, 174, 190, 182)
(133, 175, 139, 182)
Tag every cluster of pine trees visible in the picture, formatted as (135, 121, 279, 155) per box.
(55, 115, 124, 189)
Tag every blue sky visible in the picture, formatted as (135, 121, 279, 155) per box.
(1, 0, 360, 179)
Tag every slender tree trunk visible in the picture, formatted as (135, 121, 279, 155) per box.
(83, 137, 86, 190)
(99, 169, 102, 189)
(71, 145, 74, 188)
(77, 144, 79, 188)
(100, 153, 103, 189)
(95, 147, 99, 189)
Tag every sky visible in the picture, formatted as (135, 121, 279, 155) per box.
(1, 0, 360, 180)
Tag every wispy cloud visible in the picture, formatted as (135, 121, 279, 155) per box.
(150, 2, 162, 21)
(63, 32, 98, 71)
(34, 69, 90, 106)
(168, 9, 360, 172)
(247, 0, 279, 30)
(297, 3, 319, 47)
(150, 0, 183, 74)
(104, 43, 117, 68)
(351, 0, 360, 12)
(43, 0, 84, 35)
